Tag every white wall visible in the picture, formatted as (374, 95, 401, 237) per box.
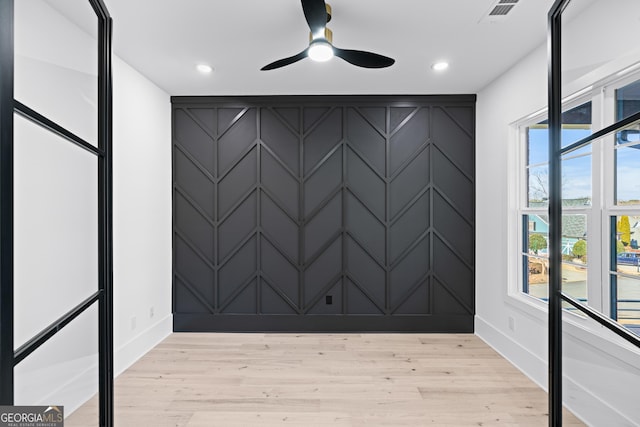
(112, 55, 172, 377)
(476, 1, 640, 425)
(13, 0, 172, 416)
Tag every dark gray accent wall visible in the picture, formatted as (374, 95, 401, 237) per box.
(171, 96, 475, 332)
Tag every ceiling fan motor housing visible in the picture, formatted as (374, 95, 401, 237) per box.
(309, 27, 333, 43)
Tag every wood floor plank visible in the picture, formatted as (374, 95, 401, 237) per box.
(186, 411, 351, 426)
(65, 333, 584, 426)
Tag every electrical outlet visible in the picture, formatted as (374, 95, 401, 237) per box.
(325, 295, 333, 305)
(149, 306, 155, 318)
(508, 316, 515, 331)
(131, 316, 137, 331)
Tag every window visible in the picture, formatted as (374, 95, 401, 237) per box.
(516, 72, 640, 334)
(610, 78, 640, 328)
(521, 102, 592, 304)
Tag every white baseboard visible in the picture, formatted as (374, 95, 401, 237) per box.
(474, 315, 547, 389)
(475, 315, 639, 427)
(114, 313, 172, 377)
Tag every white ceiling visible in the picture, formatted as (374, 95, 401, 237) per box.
(48, 0, 561, 96)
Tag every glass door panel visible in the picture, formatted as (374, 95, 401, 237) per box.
(13, 113, 98, 349)
(14, 0, 98, 145)
(14, 305, 99, 426)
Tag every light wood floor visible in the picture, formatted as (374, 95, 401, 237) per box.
(67, 333, 584, 426)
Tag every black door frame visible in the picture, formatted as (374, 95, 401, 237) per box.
(0, 1, 114, 425)
(547, 1, 640, 425)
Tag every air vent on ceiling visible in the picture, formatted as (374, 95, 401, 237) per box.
(490, 5, 515, 16)
(481, 0, 520, 22)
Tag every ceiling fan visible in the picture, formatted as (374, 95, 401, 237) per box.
(261, 0, 395, 71)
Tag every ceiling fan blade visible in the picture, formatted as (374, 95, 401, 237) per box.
(333, 47, 395, 69)
(301, 0, 327, 36)
(261, 49, 309, 71)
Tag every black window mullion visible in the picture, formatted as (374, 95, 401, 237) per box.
(13, 100, 104, 158)
(13, 291, 101, 366)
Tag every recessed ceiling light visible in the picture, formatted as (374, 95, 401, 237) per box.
(432, 61, 449, 71)
(196, 64, 213, 74)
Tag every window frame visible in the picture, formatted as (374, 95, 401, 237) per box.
(511, 69, 640, 327)
(603, 72, 640, 325)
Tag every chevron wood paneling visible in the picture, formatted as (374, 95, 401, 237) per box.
(172, 96, 475, 332)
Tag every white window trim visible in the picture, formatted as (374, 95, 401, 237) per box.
(508, 70, 640, 328)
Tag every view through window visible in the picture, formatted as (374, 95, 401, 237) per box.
(518, 75, 640, 335)
(522, 102, 591, 305)
(611, 78, 640, 329)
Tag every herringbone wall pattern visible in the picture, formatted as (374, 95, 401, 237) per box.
(172, 97, 475, 332)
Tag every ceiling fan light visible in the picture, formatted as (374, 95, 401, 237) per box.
(308, 40, 334, 62)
